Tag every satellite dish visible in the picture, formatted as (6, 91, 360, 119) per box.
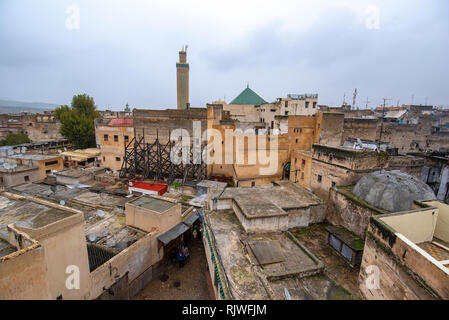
(97, 210, 105, 218)
(88, 234, 96, 242)
(59, 200, 66, 206)
(58, 150, 62, 153)
(7, 150, 13, 156)
(3, 163, 10, 170)
(64, 147, 67, 151)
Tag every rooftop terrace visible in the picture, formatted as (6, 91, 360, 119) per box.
(129, 196, 177, 213)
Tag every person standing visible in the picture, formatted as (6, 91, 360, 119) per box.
(185, 247, 190, 264)
(177, 250, 185, 268)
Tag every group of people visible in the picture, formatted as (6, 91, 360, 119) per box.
(176, 246, 190, 268)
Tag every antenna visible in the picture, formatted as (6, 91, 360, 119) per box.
(342, 92, 347, 106)
(352, 88, 358, 109)
(379, 98, 391, 148)
(365, 97, 370, 110)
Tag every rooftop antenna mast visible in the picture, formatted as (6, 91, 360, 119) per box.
(365, 97, 370, 110)
(378, 98, 391, 149)
(342, 92, 347, 106)
(352, 88, 358, 110)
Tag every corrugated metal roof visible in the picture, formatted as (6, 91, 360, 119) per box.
(157, 222, 189, 245)
(184, 213, 199, 225)
(87, 243, 118, 272)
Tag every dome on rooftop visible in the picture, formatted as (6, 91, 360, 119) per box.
(352, 170, 436, 212)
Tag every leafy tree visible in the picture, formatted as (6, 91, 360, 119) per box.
(0, 133, 30, 146)
(55, 94, 100, 149)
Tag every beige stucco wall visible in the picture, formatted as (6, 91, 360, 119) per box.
(96, 124, 134, 171)
(0, 244, 52, 299)
(89, 232, 160, 299)
(0, 167, 41, 187)
(380, 209, 437, 244)
(359, 215, 449, 300)
(15, 213, 91, 300)
(422, 201, 449, 243)
(125, 199, 182, 234)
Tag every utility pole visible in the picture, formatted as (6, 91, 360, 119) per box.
(378, 98, 391, 150)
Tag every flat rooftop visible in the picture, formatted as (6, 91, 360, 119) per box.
(0, 238, 16, 258)
(0, 165, 38, 174)
(0, 194, 74, 239)
(206, 210, 354, 300)
(7, 182, 144, 256)
(5, 153, 60, 161)
(220, 181, 323, 213)
(129, 196, 177, 213)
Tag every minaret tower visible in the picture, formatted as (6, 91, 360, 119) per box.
(176, 45, 190, 110)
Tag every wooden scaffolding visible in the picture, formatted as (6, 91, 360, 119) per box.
(119, 129, 207, 184)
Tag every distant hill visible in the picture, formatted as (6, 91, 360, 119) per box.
(0, 98, 60, 114)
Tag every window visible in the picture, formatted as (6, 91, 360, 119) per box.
(104, 134, 109, 142)
(302, 159, 306, 168)
(124, 135, 129, 142)
(301, 172, 304, 180)
(296, 139, 299, 143)
(285, 111, 289, 116)
(332, 181, 336, 188)
(114, 135, 119, 142)
(45, 160, 59, 166)
(329, 234, 341, 251)
(115, 157, 121, 162)
(313, 102, 317, 109)
(251, 181, 256, 187)
(46, 170, 51, 174)
(318, 175, 322, 183)
(103, 156, 106, 161)
(305, 101, 309, 109)
(285, 101, 288, 108)
(24, 176, 30, 182)
(271, 109, 276, 112)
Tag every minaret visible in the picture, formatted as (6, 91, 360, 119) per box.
(176, 46, 190, 110)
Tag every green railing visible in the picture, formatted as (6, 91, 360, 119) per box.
(199, 209, 226, 300)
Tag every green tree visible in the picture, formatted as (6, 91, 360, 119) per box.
(55, 94, 100, 149)
(0, 133, 30, 146)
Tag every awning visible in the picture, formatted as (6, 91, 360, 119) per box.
(157, 222, 189, 245)
(184, 213, 199, 225)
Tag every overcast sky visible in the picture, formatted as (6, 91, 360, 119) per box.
(0, 0, 448, 110)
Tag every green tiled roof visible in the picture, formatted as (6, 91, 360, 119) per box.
(230, 87, 267, 105)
